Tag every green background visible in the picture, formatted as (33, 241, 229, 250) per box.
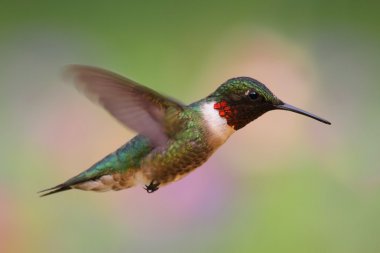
(1, 1, 379, 252)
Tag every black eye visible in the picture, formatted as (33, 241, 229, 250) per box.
(248, 91, 258, 100)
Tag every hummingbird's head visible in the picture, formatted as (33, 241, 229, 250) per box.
(208, 77, 331, 130)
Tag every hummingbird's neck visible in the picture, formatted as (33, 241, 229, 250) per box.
(199, 98, 244, 130)
(199, 100, 235, 147)
(212, 100, 241, 129)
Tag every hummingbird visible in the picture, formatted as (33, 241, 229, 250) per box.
(39, 65, 331, 197)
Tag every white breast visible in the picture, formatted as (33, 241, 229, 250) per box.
(201, 102, 235, 147)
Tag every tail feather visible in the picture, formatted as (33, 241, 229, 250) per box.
(38, 168, 109, 197)
(38, 162, 107, 197)
(38, 184, 72, 197)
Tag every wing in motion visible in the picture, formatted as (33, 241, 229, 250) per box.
(64, 65, 185, 146)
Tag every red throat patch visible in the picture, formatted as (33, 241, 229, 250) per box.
(213, 100, 238, 129)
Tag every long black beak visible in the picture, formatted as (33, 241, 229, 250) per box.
(275, 103, 331, 125)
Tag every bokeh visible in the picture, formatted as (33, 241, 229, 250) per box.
(1, 1, 379, 253)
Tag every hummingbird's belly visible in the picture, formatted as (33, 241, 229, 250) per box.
(139, 141, 215, 186)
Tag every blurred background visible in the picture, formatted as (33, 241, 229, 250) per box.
(1, 1, 379, 252)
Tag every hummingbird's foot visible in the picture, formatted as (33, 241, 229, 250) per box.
(144, 180, 160, 193)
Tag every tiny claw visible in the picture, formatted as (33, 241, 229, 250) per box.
(144, 180, 160, 193)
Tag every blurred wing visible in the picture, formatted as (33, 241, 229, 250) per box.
(64, 65, 185, 146)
